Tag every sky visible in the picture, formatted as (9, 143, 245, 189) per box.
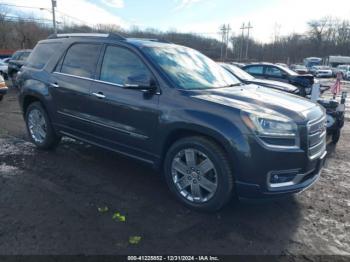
(2, 0, 350, 43)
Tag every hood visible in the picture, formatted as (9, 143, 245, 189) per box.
(246, 79, 298, 93)
(192, 84, 321, 124)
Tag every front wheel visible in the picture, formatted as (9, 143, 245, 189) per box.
(164, 136, 234, 212)
(25, 102, 61, 149)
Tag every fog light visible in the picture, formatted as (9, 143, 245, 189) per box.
(270, 171, 298, 184)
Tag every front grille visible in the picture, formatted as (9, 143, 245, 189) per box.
(308, 116, 326, 159)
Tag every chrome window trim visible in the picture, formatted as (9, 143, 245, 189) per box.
(53, 71, 127, 87)
(53, 71, 94, 82)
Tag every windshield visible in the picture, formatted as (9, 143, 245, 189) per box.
(143, 46, 240, 89)
(221, 64, 254, 81)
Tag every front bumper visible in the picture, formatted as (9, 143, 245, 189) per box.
(235, 150, 326, 199)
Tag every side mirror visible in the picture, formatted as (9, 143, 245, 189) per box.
(124, 74, 157, 93)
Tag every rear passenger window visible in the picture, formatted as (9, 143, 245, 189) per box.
(100, 46, 151, 86)
(245, 66, 264, 75)
(61, 43, 101, 78)
(27, 43, 61, 69)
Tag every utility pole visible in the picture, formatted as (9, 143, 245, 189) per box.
(220, 24, 226, 61)
(225, 24, 231, 61)
(245, 22, 253, 60)
(239, 23, 245, 62)
(51, 0, 57, 34)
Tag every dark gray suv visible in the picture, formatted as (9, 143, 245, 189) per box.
(17, 33, 327, 211)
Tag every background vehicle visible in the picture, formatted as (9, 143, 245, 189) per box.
(313, 66, 333, 78)
(1, 57, 11, 64)
(0, 75, 8, 101)
(336, 64, 350, 80)
(0, 60, 8, 79)
(304, 57, 322, 69)
(8, 49, 32, 85)
(222, 63, 345, 144)
(18, 33, 327, 211)
(219, 63, 299, 94)
(242, 63, 314, 96)
(324, 55, 350, 68)
(290, 64, 308, 74)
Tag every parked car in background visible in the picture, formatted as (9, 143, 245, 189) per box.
(7, 49, 32, 85)
(1, 57, 11, 64)
(0, 75, 8, 101)
(304, 57, 322, 70)
(336, 64, 350, 80)
(219, 63, 299, 94)
(17, 33, 327, 211)
(313, 66, 333, 78)
(0, 60, 8, 79)
(290, 64, 308, 75)
(242, 63, 314, 96)
(222, 63, 345, 144)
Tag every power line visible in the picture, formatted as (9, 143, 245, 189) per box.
(0, 2, 89, 26)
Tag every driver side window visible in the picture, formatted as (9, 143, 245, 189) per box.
(100, 46, 151, 86)
(266, 66, 283, 77)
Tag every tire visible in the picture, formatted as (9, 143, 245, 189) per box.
(25, 102, 61, 149)
(0, 95, 3, 101)
(332, 129, 341, 144)
(163, 136, 234, 212)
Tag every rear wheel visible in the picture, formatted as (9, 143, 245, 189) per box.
(164, 136, 234, 212)
(25, 102, 61, 149)
(0, 95, 3, 101)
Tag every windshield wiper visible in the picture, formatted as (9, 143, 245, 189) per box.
(220, 83, 242, 88)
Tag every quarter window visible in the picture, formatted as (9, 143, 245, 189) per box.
(61, 43, 101, 78)
(100, 46, 151, 86)
(27, 43, 61, 69)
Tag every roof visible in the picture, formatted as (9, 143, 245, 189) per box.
(46, 33, 174, 48)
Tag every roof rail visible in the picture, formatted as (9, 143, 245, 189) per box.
(127, 37, 172, 44)
(47, 33, 126, 41)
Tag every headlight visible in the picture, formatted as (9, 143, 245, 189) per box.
(241, 109, 299, 148)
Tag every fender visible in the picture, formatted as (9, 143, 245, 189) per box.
(156, 109, 251, 171)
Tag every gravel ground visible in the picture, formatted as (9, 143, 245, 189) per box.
(0, 81, 349, 257)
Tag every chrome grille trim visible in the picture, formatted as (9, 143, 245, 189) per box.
(307, 116, 327, 160)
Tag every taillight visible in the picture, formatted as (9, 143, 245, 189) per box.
(0, 81, 7, 88)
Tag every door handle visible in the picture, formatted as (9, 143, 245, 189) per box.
(49, 82, 59, 88)
(92, 92, 106, 99)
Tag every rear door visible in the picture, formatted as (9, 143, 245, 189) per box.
(50, 42, 103, 139)
(89, 44, 160, 161)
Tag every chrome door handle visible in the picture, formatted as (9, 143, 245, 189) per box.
(92, 92, 106, 99)
(50, 83, 59, 88)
